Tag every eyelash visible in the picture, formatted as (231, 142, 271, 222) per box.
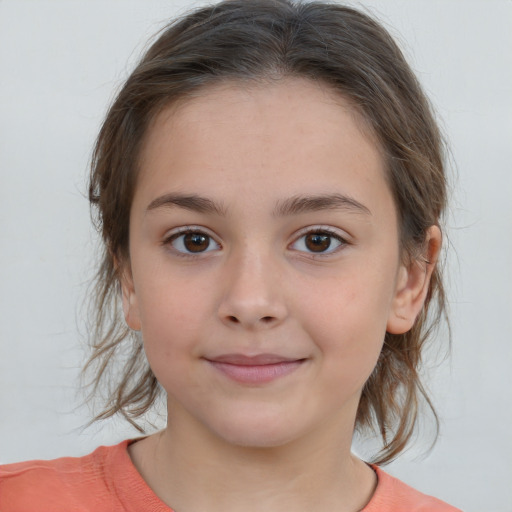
(162, 226, 348, 258)
(162, 227, 221, 258)
(289, 227, 348, 256)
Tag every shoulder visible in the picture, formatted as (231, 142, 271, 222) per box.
(363, 465, 462, 512)
(0, 440, 130, 512)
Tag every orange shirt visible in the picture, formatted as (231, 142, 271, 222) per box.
(0, 440, 461, 511)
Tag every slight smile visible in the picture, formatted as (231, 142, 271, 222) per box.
(204, 354, 307, 385)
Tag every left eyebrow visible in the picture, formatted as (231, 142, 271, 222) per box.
(273, 193, 372, 217)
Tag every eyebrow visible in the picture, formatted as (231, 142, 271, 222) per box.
(145, 192, 371, 217)
(273, 193, 371, 217)
(146, 193, 227, 216)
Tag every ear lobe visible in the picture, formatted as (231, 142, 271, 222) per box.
(118, 263, 142, 332)
(386, 226, 442, 335)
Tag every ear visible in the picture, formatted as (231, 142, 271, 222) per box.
(386, 226, 442, 334)
(117, 258, 142, 332)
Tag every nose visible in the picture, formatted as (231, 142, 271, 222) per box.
(217, 249, 288, 330)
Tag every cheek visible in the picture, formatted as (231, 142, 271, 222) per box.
(316, 317, 384, 393)
(300, 267, 395, 382)
(135, 273, 211, 359)
(303, 267, 395, 333)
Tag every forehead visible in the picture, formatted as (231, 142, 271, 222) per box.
(135, 78, 391, 214)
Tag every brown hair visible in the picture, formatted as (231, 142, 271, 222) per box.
(85, 0, 448, 465)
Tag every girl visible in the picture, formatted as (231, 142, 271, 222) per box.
(1, 1, 462, 510)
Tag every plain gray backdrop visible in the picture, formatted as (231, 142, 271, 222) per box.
(1, 1, 511, 511)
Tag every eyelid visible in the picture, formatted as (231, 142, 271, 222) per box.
(162, 225, 222, 255)
(289, 225, 350, 255)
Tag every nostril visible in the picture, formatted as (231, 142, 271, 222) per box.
(261, 316, 274, 323)
(227, 315, 239, 323)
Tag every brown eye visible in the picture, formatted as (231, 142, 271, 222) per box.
(290, 229, 345, 255)
(169, 230, 220, 254)
(183, 233, 210, 252)
(304, 233, 331, 252)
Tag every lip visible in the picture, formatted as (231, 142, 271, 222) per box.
(205, 354, 306, 384)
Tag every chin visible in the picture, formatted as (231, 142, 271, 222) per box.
(207, 408, 305, 449)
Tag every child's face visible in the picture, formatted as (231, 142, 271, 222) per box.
(122, 79, 420, 448)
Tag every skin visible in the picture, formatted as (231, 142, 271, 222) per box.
(121, 79, 441, 512)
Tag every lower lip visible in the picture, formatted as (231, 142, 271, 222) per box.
(207, 360, 305, 384)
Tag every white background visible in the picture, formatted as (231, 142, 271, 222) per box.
(1, 1, 511, 511)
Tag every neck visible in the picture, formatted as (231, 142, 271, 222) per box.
(129, 409, 377, 512)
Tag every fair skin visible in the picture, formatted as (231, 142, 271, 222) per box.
(121, 79, 440, 512)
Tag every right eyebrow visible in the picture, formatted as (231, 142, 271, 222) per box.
(146, 193, 227, 216)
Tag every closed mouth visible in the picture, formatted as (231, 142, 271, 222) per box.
(205, 354, 307, 384)
(207, 353, 305, 365)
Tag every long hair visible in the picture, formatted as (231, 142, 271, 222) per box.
(85, 0, 448, 464)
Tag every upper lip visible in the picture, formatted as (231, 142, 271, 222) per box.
(206, 354, 304, 365)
